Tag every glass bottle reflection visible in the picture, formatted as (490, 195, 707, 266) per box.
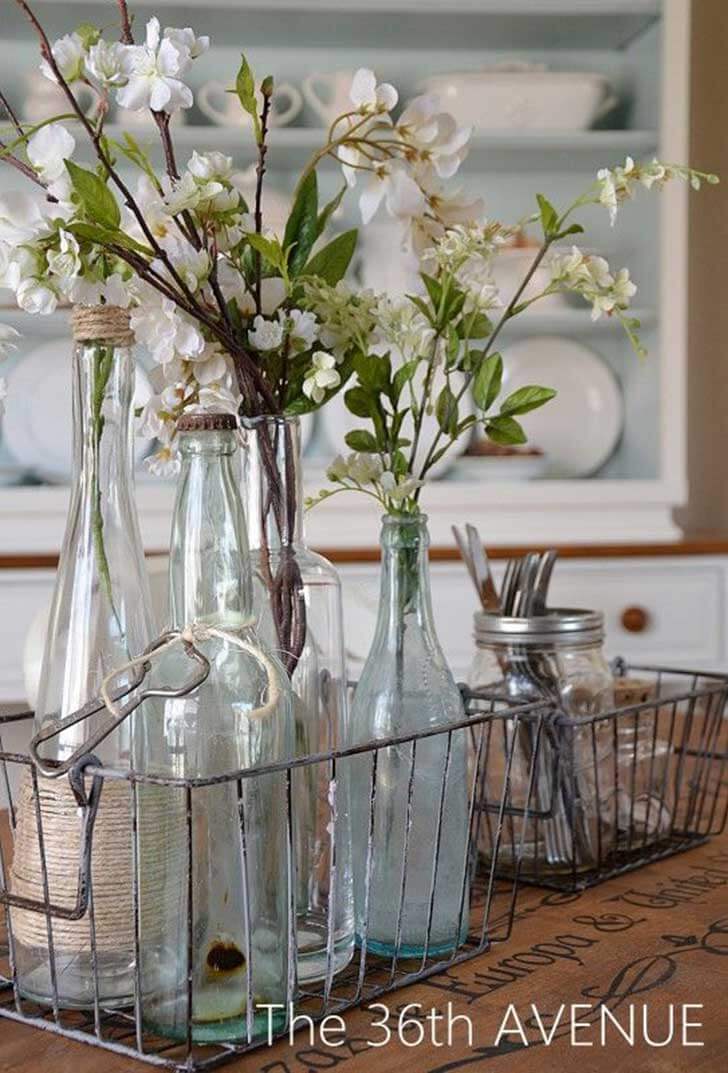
(240, 415, 354, 983)
(134, 412, 294, 1042)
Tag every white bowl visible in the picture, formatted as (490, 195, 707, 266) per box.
(418, 71, 616, 131)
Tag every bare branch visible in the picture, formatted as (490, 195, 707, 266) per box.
(0, 90, 23, 138)
(0, 137, 58, 200)
(254, 91, 272, 314)
(116, 0, 134, 44)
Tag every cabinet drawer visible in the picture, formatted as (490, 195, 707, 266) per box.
(543, 559, 726, 668)
(340, 557, 728, 679)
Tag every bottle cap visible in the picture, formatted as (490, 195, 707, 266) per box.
(176, 411, 238, 433)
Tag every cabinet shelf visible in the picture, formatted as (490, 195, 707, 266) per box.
(10, 1, 660, 50)
(94, 125, 658, 173)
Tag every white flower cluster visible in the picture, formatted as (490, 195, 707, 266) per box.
(548, 246, 637, 322)
(305, 451, 423, 512)
(337, 70, 483, 252)
(43, 18, 209, 114)
(373, 296, 435, 361)
(302, 279, 379, 359)
(596, 156, 718, 226)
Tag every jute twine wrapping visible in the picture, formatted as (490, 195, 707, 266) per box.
(10, 771, 185, 955)
(71, 305, 135, 346)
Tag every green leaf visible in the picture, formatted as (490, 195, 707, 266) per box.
(553, 223, 585, 241)
(67, 221, 152, 257)
(344, 386, 374, 419)
(406, 294, 435, 324)
(472, 353, 503, 412)
(420, 272, 442, 310)
(435, 385, 459, 436)
(463, 313, 493, 340)
(536, 193, 558, 238)
(235, 54, 261, 143)
(446, 323, 461, 368)
(345, 429, 379, 453)
(485, 416, 527, 446)
(499, 384, 557, 417)
(110, 132, 159, 187)
(246, 231, 285, 272)
(391, 359, 418, 403)
(316, 185, 347, 238)
(284, 171, 319, 277)
(65, 160, 120, 230)
(354, 351, 390, 393)
(303, 229, 358, 285)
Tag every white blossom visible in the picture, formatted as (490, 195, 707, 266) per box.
(358, 162, 426, 226)
(16, 278, 58, 315)
(85, 40, 128, 89)
(164, 27, 210, 61)
(396, 95, 473, 179)
(117, 18, 195, 113)
(40, 33, 85, 84)
(0, 191, 52, 245)
(284, 308, 319, 351)
(374, 296, 435, 359)
(347, 453, 383, 484)
(187, 150, 234, 183)
(130, 289, 205, 363)
(379, 471, 423, 503)
(349, 68, 398, 116)
(595, 156, 717, 226)
(302, 351, 340, 404)
(145, 445, 180, 478)
(27, 124, 76, 187)
(248, 315, 284, 351)
(46, 229, 82, 284)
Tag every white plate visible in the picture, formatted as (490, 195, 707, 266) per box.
(448, 453, 547, 482)
(499, 336, 623, 478)
(322, 367, 474, 480)
(3, 338, 152, 484)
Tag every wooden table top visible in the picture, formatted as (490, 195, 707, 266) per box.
(2, 831, 728, 1072)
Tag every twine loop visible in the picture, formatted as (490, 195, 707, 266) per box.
(71, 305, 135, 346)
(99, 617, 281, 727)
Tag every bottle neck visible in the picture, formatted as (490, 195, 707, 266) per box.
(373, 514, 437, 640)
(239, 415, 304, 551)
(72, 340, 135, 495)
(169, 430, 254, 628)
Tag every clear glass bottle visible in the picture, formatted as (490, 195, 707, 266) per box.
(469, 609, 615, 873)
(11, 309, 155, 1008)
(239, 415, 354, 983)
(135, 411, 294, 1043)
(349, 514, 469, 958)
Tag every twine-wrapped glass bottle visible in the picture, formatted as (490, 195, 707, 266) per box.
(239, 415, 354, 983)
(134, 411, 295, 1043)
(349, 514, 469, 957)
(11, 306, 155, 1008)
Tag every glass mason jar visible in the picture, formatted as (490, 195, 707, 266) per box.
(11, 307, 155, 1009)
(469, 609, 615, 873)
(239, 415, 353, 983)
(349, 515, 469, 958)
(134, 411, 295, 1044)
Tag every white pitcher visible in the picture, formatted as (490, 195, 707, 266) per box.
(301, 70, 355, 126)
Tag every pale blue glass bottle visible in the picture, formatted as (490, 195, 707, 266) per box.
(240, 415, 354, 983)
(134, 411, 295, 1043)
(349, 514, 470, 958)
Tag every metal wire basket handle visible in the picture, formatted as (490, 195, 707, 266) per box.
(29, 631, 211, 779)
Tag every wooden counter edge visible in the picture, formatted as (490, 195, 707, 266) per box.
(3, 534, 728, 569)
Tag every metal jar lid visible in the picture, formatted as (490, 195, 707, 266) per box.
(474, 608, 604, 647)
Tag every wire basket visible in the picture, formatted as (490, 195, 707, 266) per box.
(480, 662, 728, 893)
(0, 689, 549, 1070)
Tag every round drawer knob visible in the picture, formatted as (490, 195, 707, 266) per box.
(621, 605, 651, 633)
